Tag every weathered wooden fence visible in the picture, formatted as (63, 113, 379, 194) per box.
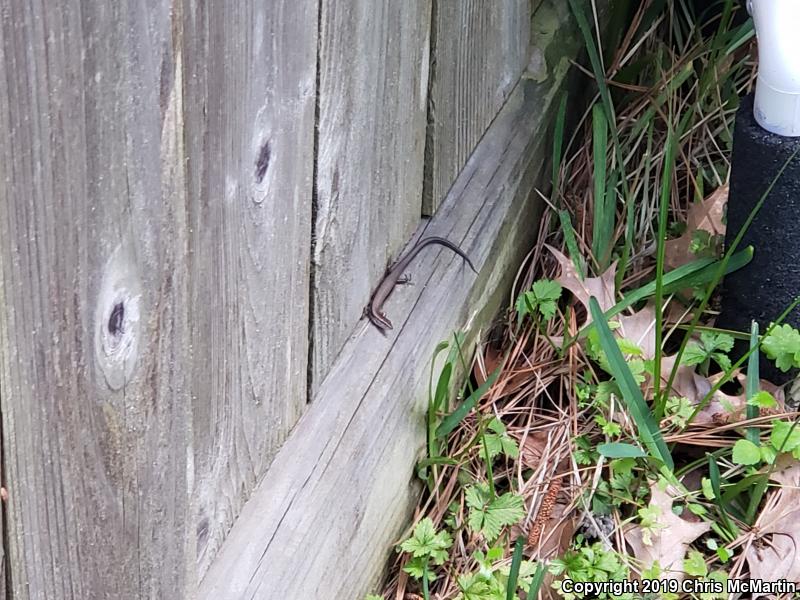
(0, 0, 590, 597)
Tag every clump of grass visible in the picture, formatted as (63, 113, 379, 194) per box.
(370, 2, 800, 599)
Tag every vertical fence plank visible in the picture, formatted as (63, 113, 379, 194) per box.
(311, 0, 433, 393)
(182, 0, 318, 579)
(424, 0, 530, 214)
(0, 0, 190, 597)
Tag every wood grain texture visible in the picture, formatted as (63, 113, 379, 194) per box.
(423, 0, 530, 214)
(182, 0, 318, 580)
(199, 69, 575, 598)
(311, 0, 433, 394)
(0, 0, 190, 597)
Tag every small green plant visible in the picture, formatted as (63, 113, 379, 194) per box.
(664, 396, 694, 429)
(731, 438, 761, 465)
(398, 518, 453, 584)
(689, 230, 723, 259)
(453, 548, 538, 600)
(762, 323, 800, 371)
(549, 542, 632, 600)
(466, 484, 525, 542)
(516, 279, 563, 323)
(681, 331, 734, 375)
(482, 418, 519, 461)
(573, 435, 598, 466)
(594, 414, 621, 438)
(732, 418, 800, 467)
(747, 390, 777, 409)
(771, 419, 800, 454)
(683, 549, 708, 577)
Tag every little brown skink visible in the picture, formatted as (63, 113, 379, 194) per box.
(365, 236, 477, 331)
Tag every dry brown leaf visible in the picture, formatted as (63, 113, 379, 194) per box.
(519, 432, 551, 471)
(474, 345, 503, 387)
(618, 304, 657, 359)
(624, 482, 710, 580)
(746, 462, 800, 583)
(689, 370, 786, 425)
(654, 355, 709, 402)
(664, 184, 728, 271)
(690, 370, 746, 426)
(547, 245, 617, 326)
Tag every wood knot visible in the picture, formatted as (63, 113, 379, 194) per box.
(251, 106, 276, 204)
(94, 244, 142, 390)
(254, 140, 272, 184)
(108, 302, 125, 336)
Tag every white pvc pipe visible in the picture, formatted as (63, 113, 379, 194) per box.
(750, 0, 800, 137)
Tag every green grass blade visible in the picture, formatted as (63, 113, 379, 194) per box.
(628, 63, 694, 141)
(746, 475, 770, 525)
(416, 457, 458, 470)
(631, 249, 752, 303)
(653, 126, 679, 417)
(481, 424, 496, 499)
(433, 363, 453, 415)
(568, 0, 615, 121)
(597, 442, 647, 458)
(707, 455, 740, 538)
(745, 321, 760, 445)
(724, 20, 754, 55)
(436, 365, 502, 439)
(506, 536, 526, 600)
(528, 562, 547, 599)
(568, 0, 636, 281)
(591, 104, 611, 268)
(559, 209, 585, 280)
(552, 93, 568, 199)
(427, 341, 454, 463)
(428, 362, 452, 457)
(589, 297, 673, 469)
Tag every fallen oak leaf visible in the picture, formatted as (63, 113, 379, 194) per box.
(624, 481, 710, 581)
(547, 244, 617, 327)
(745, 461, 800, 583)
(518, 432, 553, 471)
(680, 369, 786, 427)
(617, 304, 657, 359)
(653, 355, 709, 403)
(691, 370, 746, 426)
(664, 184, 728, 271)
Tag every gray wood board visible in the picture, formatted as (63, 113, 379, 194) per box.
(311, 0, 433, 395)
(0, 0, 190, 597)
(423, 0, 530, 214)
(182, 0, 318, 580)
(199, 73, 570, 599)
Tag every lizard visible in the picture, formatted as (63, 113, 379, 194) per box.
(365, 236, 477, 331)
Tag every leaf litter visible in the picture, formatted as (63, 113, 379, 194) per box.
(378, 4, 800, 599)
